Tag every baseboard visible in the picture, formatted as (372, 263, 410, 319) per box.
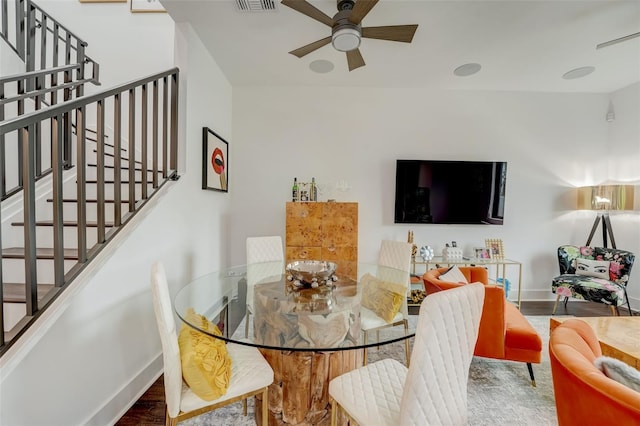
(85, 354, 163, 426)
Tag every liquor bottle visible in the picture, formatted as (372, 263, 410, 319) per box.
(311, 177, 317, 201)
(292, 177, 298, 201)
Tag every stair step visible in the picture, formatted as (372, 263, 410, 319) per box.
(46, 198, 129, 203)
(10, 220, 116, 227)
(87, 163, 160, 172)
(2, 247, 80, 260)
(83, 179, 149, 184)
(2, 282, 54, 303)
(94, 150, 143, 165)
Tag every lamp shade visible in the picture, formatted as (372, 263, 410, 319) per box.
(576, 185, 635, 211)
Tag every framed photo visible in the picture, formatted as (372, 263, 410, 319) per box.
(485, 239, 505, 259)
(202, 127, 228, 192)
(474, 247, 492, 260)
(130, 0, 166, 13)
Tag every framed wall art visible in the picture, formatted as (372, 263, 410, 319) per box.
(202, 127, 228, 193)
(485, 239, 505, 259)
(130, 0, 166, 13)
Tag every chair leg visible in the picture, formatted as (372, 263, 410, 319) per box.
(245, 308, 250, 338)
(526, 363, 536, 387)
(404, 319, 410, 367)
(563, 296, 569, 308)
(331, 398, 338, 426)
(624, 289, 633, 316)
(261, 388, 269, 426)
(363, 331, 368, 366)
(552, 294, 561, 315)
(610, 305, 617, 316)
(166, 406, 177, 426)
(243, 398, 247, 416)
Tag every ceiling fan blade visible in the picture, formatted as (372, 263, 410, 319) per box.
(362, 25, 418, 43)
(281, 0, 334, 27)
(348, 0, 379, 25)
(289, 36, 332, 58)
(346, 49, 365, 71)
(596, 31, 640, 49)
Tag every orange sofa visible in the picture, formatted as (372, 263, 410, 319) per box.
(549, 319, 640, 425)
(423, 266, 542, 384)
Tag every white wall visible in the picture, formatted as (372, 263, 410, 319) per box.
(1, 12, 233, 426)
(230, 85, 640, 305)
(34, 0, 175, 90)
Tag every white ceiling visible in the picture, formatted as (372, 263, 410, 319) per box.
(163, 0, 640, 93)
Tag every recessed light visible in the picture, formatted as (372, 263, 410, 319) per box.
(309, 59, 335, 74)
(562, 66, 595, 80)
(453, 63, 482, 77)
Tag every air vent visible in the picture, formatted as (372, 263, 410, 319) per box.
(235, 0, 277, 12)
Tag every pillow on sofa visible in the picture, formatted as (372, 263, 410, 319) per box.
(361, 273, 406, 323)
(178, 308, 232, 401)
(594, 356, 640, 392)
(439, 265, 468, 283)
(575, 258, 610, 279)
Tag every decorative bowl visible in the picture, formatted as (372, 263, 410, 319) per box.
(286, 260, 338, 289)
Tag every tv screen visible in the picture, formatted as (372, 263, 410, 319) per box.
(394, 160, 508, 225)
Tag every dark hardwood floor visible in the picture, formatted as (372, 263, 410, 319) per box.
(116, 301, 637, 425)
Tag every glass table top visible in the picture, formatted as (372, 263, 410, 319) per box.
(173, 262, 417, 352)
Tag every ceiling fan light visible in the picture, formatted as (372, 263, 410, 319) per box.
(332, 28, 360, 52)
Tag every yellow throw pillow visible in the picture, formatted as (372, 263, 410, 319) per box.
(178, 308, 232, 401)
(361, 273, 406, 323)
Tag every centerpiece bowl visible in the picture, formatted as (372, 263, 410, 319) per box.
(286, 260, 338, 289)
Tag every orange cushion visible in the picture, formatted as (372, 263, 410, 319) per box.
(504, 304, 542, 352)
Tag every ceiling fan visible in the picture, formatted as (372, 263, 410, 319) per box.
(596, 31, 640, 49)
(281, 0, 418, 71)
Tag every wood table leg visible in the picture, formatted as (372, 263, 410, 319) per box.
(258, 348, 363, 425)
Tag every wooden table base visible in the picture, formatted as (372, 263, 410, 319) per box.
(256, 348, 364, 425)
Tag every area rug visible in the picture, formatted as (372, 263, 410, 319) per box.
(180, 315, 562, 425)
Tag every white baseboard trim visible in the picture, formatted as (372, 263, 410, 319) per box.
(86, 354, 163, 426)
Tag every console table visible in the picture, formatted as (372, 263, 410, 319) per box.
(412, 256, 523, 309)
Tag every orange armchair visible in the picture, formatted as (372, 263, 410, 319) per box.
(549, 319, 640, 425)
(423, 266, 542, 385)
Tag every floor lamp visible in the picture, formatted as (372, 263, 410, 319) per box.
(577, 185, 635, 249)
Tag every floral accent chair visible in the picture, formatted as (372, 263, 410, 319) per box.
(552, 245, 635, 315)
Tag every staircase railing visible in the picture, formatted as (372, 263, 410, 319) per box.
(1, 0, 101, 200)
(0, 67, 180, 355)
(1, 0, 99, 83)
(1, 63, 100, 199)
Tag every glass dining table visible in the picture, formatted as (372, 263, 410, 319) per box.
(173, 262, 417, 425)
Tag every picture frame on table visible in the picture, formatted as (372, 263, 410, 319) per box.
(485, 239, 505, 259)
(130, 0, 166, 13)
(474, 247, 492, 260)
(202, 127, 228, 193)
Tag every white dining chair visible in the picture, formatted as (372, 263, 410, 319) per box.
(150, 261, 274, 426)
(245, 236, 285, 337)
(329, 283, 485, 426)
(361, 239, 413, 366)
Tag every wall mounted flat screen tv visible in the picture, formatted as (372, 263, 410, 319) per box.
(394, 160, 508, 225)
